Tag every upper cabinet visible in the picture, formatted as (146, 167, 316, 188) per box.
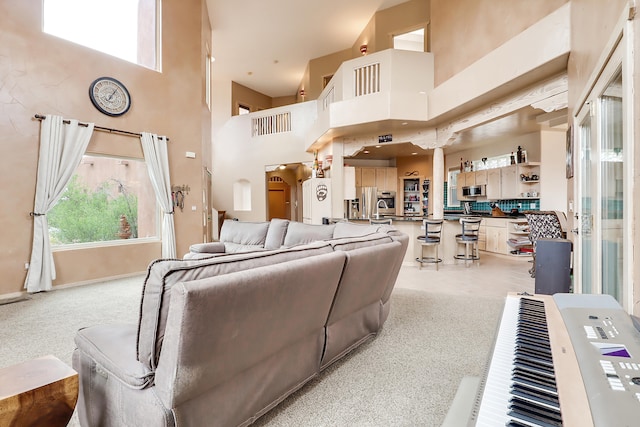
(475, 170, 488, 185)
(485, 162, 541, 200)
(500, 165, 519, 199)
(354, 167, 398, 192)
(486, 169, 501, 200)
(457, 170, 488, 200)
(360, 167, 376, 187)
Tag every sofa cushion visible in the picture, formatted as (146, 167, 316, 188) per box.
(219, 221, 270, 253)
(264, 218, 290, 250)
(75, 324, 154, 389)
(137, 241, 334, 370)
(283, 222, 335, 247)
(187, 242, 225, 254)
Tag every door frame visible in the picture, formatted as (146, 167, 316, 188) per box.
(572, 16, 635, 312)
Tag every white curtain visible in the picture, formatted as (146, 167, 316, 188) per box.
(25, 115, 94, 293)
(140, 132, 176, 258)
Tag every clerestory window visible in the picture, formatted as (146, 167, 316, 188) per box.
(43, 0, 159, 70)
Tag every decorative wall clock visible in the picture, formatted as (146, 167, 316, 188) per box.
(88, 77, 131, 116)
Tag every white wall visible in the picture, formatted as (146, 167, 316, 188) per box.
(444, 132, 541, 177)
(540, 129, 568, 212)
(211, 88, 316, 221)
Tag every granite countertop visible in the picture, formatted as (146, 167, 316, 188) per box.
(443, 211, 526, 220)
(343, 212, 526, 223)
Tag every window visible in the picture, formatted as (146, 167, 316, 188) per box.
(206, 50, 212, 111)
(447, 169, 460, 207)
(43, 0, 159, 70)
(322, 75, 334, 89)
(48, 155, 158, 246)
(393, 28, 424, 52)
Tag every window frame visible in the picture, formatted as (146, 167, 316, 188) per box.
(49, 153, 161, 251)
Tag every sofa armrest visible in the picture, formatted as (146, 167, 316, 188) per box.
(189, 242, 225, 254)
(74, 323, 154, 389)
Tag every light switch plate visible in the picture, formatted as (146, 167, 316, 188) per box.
(186, 151, 196, 158)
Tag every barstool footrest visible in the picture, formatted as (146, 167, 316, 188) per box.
(416, 257, 443, 264)
(454, 254, 480, 260)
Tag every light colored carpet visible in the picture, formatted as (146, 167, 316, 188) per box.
(0, 253, 534, 426)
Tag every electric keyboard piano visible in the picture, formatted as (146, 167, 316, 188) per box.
(469, 293, 640, 427)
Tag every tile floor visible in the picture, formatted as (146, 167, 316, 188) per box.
(396, 251, 536, 299)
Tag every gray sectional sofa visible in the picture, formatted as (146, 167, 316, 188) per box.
(72, 219, 408, 427)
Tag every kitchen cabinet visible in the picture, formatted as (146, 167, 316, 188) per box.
(383, 167, 398, 192)
(478, 224, 487, 251)
(486, 168, 501, 200)
(500, 165, 518, 199)
(482, 218, 509, 255)
(485, 163, 540, 200)
(355, 167, 397, 192)
(360, 167, 376, 187)
(474, 170, 487, 185)
(457, 171, 472, 200)
(375, 168, 386, 190)
(457, 170, 488, 200)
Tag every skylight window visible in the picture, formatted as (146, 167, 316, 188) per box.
(43, 0, 158, 70)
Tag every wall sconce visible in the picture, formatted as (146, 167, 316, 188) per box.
(360, 44, 368, 55)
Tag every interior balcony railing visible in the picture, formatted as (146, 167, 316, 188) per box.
(308, 48, 434, 149)
(244, 49, 434, 151)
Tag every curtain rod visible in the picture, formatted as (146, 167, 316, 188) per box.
(34, 114, 169, 141)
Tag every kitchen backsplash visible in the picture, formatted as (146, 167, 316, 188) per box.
(443, 182, 539, 213)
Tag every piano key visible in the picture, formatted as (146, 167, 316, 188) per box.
(509, 397, 562, 427)
(510, 386, 560, 411)
(473, 296, 563, 427)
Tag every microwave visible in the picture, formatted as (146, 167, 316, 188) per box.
(462, 185, 485, 197)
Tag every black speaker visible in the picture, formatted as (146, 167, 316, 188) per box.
(535, 238, 572, 295)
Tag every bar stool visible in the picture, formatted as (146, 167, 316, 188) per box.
(416, 219, 443, 270)
(454, 217, 482, 267)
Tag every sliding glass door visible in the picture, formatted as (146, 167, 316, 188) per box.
(599, 72, 624, 301)
(578, 114, 594, 294)
(575, 40, 628, 307)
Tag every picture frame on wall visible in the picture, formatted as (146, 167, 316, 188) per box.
(566, 126, 574, 179)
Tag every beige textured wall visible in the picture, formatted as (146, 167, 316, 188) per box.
(301, 49, 352, 101)
(430, 0, 567, 86)
(299, 0, 429, 102)
(567, 0, 627, 112)
(373, 0, 429, 52)
(231, 81, 274, 115)
(0, 0, 210, 296)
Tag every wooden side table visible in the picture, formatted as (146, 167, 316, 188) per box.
(0, 355, 78, 427)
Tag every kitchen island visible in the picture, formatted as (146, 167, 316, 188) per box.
(345, 213, 530, 266)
